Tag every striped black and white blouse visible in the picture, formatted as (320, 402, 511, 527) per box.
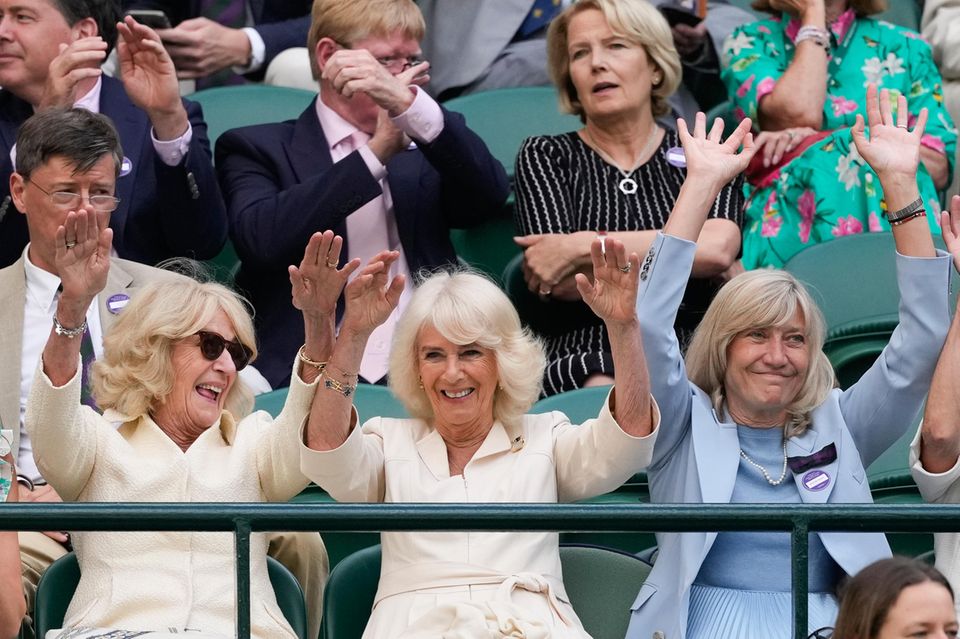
(514, 129, 744, 396)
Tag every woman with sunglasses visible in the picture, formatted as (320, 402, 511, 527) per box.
(21, 219, 369, 638)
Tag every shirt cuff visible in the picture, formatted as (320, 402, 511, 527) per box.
(151, 123, 193, 167)
(391, 86, 444, 144)
(233, 27, 266, 74)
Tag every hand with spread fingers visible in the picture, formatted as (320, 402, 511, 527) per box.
(117, 16, 189, 141)
(678, 113, 757, 192)
(851, 84, 926, 180)
(576, 237, 640, 327)
(289, 231, 360, 319)
(340, 251, 406, 338)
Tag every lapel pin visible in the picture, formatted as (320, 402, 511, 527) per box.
(119, 157, 133, 177)
(511, 435, 525, 452)
(106, 293, 130, 314)
(802, 469, 830, 492)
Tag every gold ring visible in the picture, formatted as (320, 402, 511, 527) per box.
(325, 259, 338, 268)
(618, 264, 632, 273)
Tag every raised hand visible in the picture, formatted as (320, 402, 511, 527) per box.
(55, 208, 112, 308)
(851, 84, 926, 181)
(678, 113, 756, 191)
(576, 237, 640, 326)
(340, 251, 405, 337)
(38, 38, 107, 109)
(321, 46, 429, 116)
(940, 196, 960, 273)
(288, 231, 360, 319)
(116, 16, 188, 140)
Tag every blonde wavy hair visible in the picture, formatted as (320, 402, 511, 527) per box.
(388, 270, 546, 431)
(91, 278, 258, 422)
(546, 0, 682, 119)
(684, 269, 836, 437)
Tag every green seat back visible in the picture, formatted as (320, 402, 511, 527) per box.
(319, 544, 652, 639)
(870, 483, 934, 558)
(35, 553, 307, 639)
(354, 384, 410, 421)
(874, 3, 921, 30)
(254, 386, 289, 417)
(442, 86, 582, 183)
(449, 215, 519, 285)
(531, 385, 613, 424)
(190, 85, 317, 148)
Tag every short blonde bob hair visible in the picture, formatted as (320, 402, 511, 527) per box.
(752, 0, 886, 16)
(91, 278, 258, 423)
(307, 0, 425, 79)
(546, 0, 682, 120)
(388, 269, 546, 431)
(684, 269, 836, 437)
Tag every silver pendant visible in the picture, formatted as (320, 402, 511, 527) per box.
(618, 177, 638, 195)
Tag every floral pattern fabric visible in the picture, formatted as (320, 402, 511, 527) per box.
(722, 11, 957, 269)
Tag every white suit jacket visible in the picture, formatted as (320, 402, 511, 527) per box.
(24, 359, 318, 638)
(626, 233, 952, 639)
(301, 395, 659, 638)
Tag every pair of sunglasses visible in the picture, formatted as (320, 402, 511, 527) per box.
(195, 331, 252, 371)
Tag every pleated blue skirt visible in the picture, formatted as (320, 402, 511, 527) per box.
(686, 583, 839, 639)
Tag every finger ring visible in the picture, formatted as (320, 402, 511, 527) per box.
(897, 123, 908, 129)
(618, 264, 632, 273)
(65, 241, 76, 249)
(787, 131, 796, 139)
(325, 259, 338, 268)
(538, 287, 552, 297)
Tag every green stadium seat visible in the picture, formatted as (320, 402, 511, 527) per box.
(450, 215, 519, 286)
(320, 544, 652, 639)
(442, 86, 582, 184)
(35, 553, 308, 639)
(190, 85, 317, 148)
(531, 385, 613, 423)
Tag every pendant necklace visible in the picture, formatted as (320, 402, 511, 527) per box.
(584, 124, 662, 196)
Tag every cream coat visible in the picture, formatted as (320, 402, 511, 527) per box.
(24, 359, 318, 638)
(301, 393, 659, 639)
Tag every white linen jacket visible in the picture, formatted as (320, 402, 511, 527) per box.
(25, 359, 318, 638)
(300, 393, 659, 638)
(626, 233, 952, 639)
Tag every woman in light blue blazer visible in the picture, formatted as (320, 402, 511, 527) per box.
(627, 86, 956, 639)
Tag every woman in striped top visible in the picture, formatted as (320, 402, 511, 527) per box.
(514, 0, 745, 396)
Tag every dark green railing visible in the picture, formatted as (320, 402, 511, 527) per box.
(3, 502, 960, 639)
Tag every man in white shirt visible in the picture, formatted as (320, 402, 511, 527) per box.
(2, 107, 326, 639)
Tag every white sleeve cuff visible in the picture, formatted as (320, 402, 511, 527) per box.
(390, 86, 444, 144)
(233, 27, 266, 74)
(151, 123, 193, 166)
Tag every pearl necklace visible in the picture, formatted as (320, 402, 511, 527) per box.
(739, 439, 789, 486)
(584, 125, 662, 195)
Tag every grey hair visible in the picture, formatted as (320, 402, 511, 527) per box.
(15, 108, 122, 179)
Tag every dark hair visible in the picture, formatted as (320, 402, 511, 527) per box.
(15, 107, 123, 179)
(832, 557, 954, 639)
(751, 0, 886, 17)
(50, 0, 121, 55)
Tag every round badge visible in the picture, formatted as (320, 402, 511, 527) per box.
(106, 293, 130, 314)
(665, 146, 686, 168)
(120, 157, 133, 177)
(802, 469, 830, 492)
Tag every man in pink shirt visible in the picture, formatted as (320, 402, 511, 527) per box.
(215, 0, 510, 389)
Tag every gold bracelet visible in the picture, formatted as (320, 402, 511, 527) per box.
(297, 345, 327, 371)
(322, 372, 356, 397)
(328, 363, 359, 379)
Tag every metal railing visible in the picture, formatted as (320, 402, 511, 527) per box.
(3, 502, 960, 639)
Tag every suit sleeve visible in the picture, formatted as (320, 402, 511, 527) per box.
(253, 15, 311, 70)
(839, 250, 952, 466)
(414, 106, 510, 228)
(636, 233, 699, 471)
(147, 98, 228, 260)
(216, 126, 384, 268)
(300, 415, 387, 503)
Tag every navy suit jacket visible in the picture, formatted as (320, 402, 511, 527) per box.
(0, 76, 227, 268)
(123, 0, 311, 77)
(215, 98, 510, 387)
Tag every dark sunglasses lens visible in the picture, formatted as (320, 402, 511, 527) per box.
(197, 332, 249, 371)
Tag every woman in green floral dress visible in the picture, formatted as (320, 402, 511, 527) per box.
(722, 0, 956, 269)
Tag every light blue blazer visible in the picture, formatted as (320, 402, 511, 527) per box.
(626, 233, 953, 639)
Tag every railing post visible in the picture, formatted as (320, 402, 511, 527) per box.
(792, 519, 810, 639)
(235, 519, 251, 639)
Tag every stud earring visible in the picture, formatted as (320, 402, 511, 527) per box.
(418, 377, 424, 390)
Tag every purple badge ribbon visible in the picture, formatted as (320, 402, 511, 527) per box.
(787, 442, 837, 474)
